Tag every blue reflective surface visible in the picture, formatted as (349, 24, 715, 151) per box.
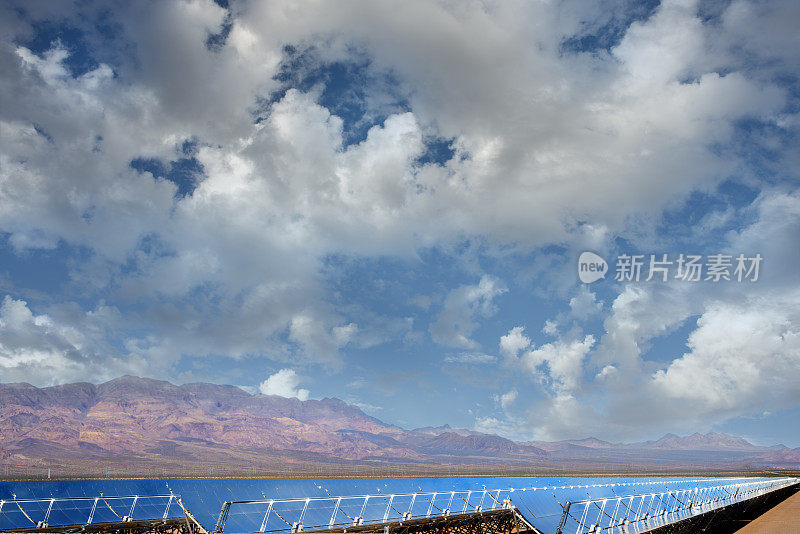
(0, 476, 778, 533)
(0, 494, 181, 531)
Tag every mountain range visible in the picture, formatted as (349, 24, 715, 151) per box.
(1, 376, 798, 476)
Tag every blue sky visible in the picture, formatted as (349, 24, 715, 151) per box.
(1, 0, 799, 447)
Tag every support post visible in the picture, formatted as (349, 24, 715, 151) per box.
(555, 501, 570, 534)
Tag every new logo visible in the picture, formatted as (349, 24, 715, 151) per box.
(578, 251, 607, 284)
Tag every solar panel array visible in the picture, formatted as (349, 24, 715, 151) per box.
(1, 476, 796, 534)
(210, 477, 797, 534)
(213, 488, 518, 533)
(0, 494, 182, 530)
(555, 478, 797, 534)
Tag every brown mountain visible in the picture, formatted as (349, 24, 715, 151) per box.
(1, 377, 798, 474)
(400, 431, 547, 457)
(632, 432, 760, 451)
(0, 376, 414, 462)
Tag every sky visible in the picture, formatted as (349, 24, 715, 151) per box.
(0, 0, 799, 446)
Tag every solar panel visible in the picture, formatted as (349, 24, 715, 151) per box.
(0, 494, 182, 530)
(1, 476, 796, 533)
(554, 478, 797, 534)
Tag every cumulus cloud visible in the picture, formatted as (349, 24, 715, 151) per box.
(289, 315, 357, 367)
(258, 368, 310, 400)
(522, 335, 596, 394)
(653, 298, 800, 413)
(494, 388, 518, 410)
(0, 0, 798, 415)
(0, 296, 145, 386)
(542, 320, 558, 336)
(483, 324, 599, 440)
(569, 287, 603, 320)
(497, 190, 800, 440)
(430, 275, 507, 349)
(500, 326, 531, 358)
(4, 0, 793, 267)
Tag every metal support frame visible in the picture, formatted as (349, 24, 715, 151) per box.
(2, 517, 205, 534)
(306, 508, 525, 534)
(1, 494, 183, 532)
(554, 477, 797, 534)
(213, 487, 523, 534)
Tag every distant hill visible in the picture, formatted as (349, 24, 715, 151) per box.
(1, 376, 798, 475)
(631, 432, 760, 451)
(401, 431, 547, 457)
(0, 376, 411, 461)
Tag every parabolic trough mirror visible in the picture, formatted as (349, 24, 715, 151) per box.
(2, 476, 797, 534)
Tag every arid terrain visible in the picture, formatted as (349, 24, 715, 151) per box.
(2, 376, 798, 478)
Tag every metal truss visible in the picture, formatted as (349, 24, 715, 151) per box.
(0, 494, 204, 534)
(554, 477, 798, 534)
(213, 488, 522, 534)
(306, 509, 531, 534)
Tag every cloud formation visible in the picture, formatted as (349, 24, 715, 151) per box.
(0, 0, 798, 442)
(259, 368, 310, 400)
(430, 276, 508, 349)
(481, 190, 800, 441)
(0, 296, 145, 385)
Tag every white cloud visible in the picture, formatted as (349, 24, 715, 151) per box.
(499, 326, 531, 358)
(486, 326, 599, 441)
(429, 275, 507, 349)
(473, 416, 523, 439)
(0, 0, 798, 390)
(542, 320, 558, 336)
(4, 0, 792, 270)
(527, 392, 591, 441)
(510, 190, 800, 440)
(569, 287, 603, 320)
(288, 315, 357, 367)
(495, 388, 518, 410)
(500, 326, 531, 357)
(0, 296, 145, 386)
(522, 335, 596, 394)
(258, 368, 310, 401)
(351, 401, 383, 413)
(652, 298, 800, 413)
(593, 283, 693, 380)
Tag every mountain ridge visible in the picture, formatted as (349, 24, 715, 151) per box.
(2, 376, 798, 472)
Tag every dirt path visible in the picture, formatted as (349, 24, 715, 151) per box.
(735, 489, 800, 533)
